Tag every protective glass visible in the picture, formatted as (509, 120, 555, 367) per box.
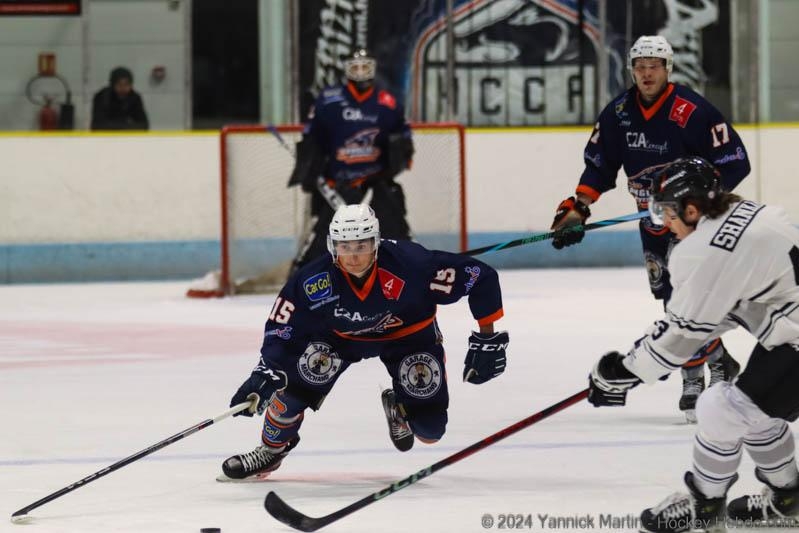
(648, 198, 679, 226)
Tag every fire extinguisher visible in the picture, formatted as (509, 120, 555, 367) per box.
(39, 96, 59, 130)
(27, 52, 74, 131)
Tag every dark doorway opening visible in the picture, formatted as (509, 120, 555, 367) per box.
(192, 0, 259, 129)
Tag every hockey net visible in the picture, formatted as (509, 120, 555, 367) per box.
(187, 122, 466, 297)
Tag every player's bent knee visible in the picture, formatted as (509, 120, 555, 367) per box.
(696, 383, 744, 443)
(409, 410, 448, 442)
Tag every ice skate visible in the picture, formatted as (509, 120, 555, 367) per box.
(707, 348, 740, 387)
(727, 469, 799, 523)
(219, 436, 300, 481)
(381, 389, 414, 452)
(640, 472, 733, 533)
(679, 367, 705, 424)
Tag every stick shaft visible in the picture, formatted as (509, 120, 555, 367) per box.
(11, 402, 249, 519)
(465, 211, 647, 256)
(265, 389, 589, 531)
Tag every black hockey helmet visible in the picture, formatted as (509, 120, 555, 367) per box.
(649, 156, 721, 224)
(344, 48, 376, 84)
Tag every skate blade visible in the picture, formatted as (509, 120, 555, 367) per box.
(216, 471, 275, 483)
(684, 410, 698, 424)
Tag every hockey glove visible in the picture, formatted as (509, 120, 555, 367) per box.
(551, 196, 591, 249)
(588, 351, 641, 407)
(463, 331, 509, 384)
(230, 368, 288, 417)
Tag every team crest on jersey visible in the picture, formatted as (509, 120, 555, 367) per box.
(644, 251, 666, 292)
(297, 342, 342, 385)
(668, 96, 697, 128)
(336, 128, 381, 164)
(399, 352, 442, 399)
(304, 272, 333, 302)
(378, 268, 405, 300)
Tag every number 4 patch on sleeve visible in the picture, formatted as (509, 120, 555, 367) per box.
(378, 268, 405, 300)
(668, 96, 696, 128)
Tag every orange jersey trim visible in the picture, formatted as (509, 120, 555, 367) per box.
(334, 314, 436, 342)
(576, 184, 601, 202)
(341, 265, 378, 302)
(637, 83, 674, 121)
(477, 308, 504, 327)
(347, 82, 374, 103)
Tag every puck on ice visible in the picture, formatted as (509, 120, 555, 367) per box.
(200, 529, 221, 533)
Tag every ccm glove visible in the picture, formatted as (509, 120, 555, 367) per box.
(463, 331, 509, 384)
(230, 368, 288, 417)
(588, 351, 641, 407)
(551, 196, 591, 249)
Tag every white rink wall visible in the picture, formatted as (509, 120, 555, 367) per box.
(0, 126, 793, 282)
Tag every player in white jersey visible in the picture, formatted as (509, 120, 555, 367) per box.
(587, 157, 799, 532)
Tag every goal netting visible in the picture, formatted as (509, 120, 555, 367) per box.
(188, 122, 466, 296)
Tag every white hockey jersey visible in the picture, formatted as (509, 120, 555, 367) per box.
(625, 200, 799, 383)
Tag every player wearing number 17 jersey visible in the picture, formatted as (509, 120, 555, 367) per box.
(219, 204, 509, 480)
(550, 35, 751, 422)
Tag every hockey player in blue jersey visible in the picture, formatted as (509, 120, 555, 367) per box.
(288, 49, 415, 275)
(220, 204, 509, 480)
(550, 35, 750, 422)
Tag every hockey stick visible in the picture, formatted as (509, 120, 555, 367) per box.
(10, 401, 251, 524)
(465, 211, 648, 256)
(264, 388, 589, 532)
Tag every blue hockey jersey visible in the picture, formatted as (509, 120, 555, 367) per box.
(304, 83, 412, 186)
(258, 240, 503, 368)
(577, 83, 750, 211)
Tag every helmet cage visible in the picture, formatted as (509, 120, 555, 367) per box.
(344, 49, 376, 83)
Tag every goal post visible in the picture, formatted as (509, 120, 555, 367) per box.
(204, 122, 466, 296)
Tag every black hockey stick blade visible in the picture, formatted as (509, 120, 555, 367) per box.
(10, 402, 249, 524)
(465, 211, 648, 256)
(264, 388, 589, 531)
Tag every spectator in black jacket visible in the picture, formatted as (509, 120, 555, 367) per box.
(91, 67, 149, 130)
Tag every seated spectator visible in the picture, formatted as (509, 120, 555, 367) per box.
(91, 67, 149, 130)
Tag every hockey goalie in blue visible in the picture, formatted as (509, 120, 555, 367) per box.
(219, 204, 508, 480)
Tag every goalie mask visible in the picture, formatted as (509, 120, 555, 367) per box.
(649, 157, 721, 225)
(327, 204, 380, 275)
(627, 35, 673, 83)
(344, 49, 376, 91)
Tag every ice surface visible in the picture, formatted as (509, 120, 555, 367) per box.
(0, 269, 779, 532)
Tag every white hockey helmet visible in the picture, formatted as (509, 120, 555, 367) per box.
(327, 204, 380, 260)
(627, 35, 673, 81)
(343, 48, 376, 83)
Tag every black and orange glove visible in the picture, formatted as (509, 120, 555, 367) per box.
(550, 196, 591, 250)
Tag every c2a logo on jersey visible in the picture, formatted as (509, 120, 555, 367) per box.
(304, 272, 333, 302)
(669, 96, 697, 128)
